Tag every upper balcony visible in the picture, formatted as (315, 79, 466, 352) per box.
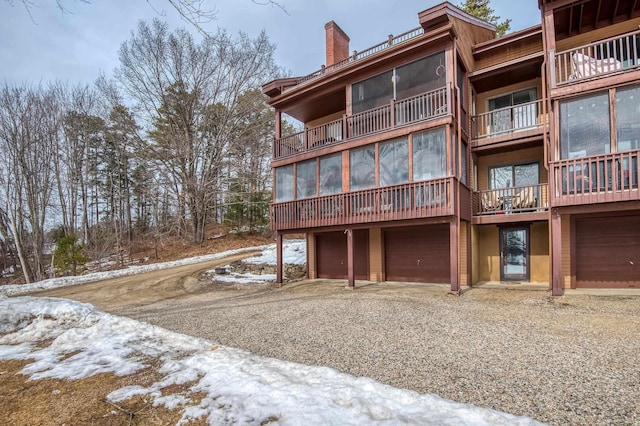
(470, 99, 546, 147)
(550, 149, 640, 207)
(273, 84, 452, 160)
(551, 29, 640, 89)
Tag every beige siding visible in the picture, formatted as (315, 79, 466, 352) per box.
(307, 233, 317, 279)
(476, 146, 547, 192)
(460, 221, 468, 286)
(561, 214, 571, 289)
(369, 227, 383, 282)
(476, 225, 500, 281)
(306, 111, 345, 129)
(471, 223, 479, 284)
(530, 221, 550, 283)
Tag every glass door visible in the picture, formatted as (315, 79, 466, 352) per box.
(500, 227, 529, 281)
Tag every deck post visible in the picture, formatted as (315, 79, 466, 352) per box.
(346, 228, 355, 288)
(276, 232, 283, 284)
(551, 208, 563, 296)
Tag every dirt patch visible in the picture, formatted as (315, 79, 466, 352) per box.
(0, 357, 210, 425)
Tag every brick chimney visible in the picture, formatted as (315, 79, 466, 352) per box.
(325, 21, 350, 66)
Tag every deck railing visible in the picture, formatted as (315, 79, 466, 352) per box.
(551, 29, 640, 87)
(473, 183, 549, 216)
(551, 149, 640, 206)
(271, 177, 454, 231)
(274, 85, 450, 160)
(470, 99, 544, 140)
(291, 27, 424, 89)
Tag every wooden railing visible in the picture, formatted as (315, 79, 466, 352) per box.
(470, 99, 545, 140)
(551, 29, 640, 87)
(291, 27, 424, 89)
(271, 177, 454, 231)
(551, 149, 640, 206)
(473, 183, 549, 216)
(274, 85, 450, 159)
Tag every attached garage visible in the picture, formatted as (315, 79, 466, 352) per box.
(316, 230, 369, 280)
(574, 214, 640, 288)
(384, 224, 450, 283)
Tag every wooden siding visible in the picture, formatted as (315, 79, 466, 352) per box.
(530, 221, 550, 283)
(307, 233, 316, 279)
(474, 37, 543, 71)
(475, 79, 542, 116)
(555, 18, 640, 52)
(369, 227, 383, 281)
(306, 111, 345, 129)
(476, 146, 547, 192)
(475, 225, 499, 281)
(450, 16, 495, 72)
(470, 223, 479, 284)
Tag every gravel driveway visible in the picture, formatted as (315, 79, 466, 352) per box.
(39, 270, 640, 425)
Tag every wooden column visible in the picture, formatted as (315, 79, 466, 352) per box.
(449, 219, 459, 293)
(275, 110, 282, 139)
(276, 232, 283, 284)
(551, 208, 563, 296)
(346, 228, 355, 288)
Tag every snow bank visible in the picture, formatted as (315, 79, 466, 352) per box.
(244, 239, 306, 265)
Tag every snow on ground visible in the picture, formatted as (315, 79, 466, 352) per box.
(0, 296, 544, 426)
(211, 271, 277, 284)
(244, 239, 306, 265)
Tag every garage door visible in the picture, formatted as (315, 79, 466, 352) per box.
(384, 225, 450, 283)
(316, 231, 368, 280)
(575, 215, 640, 288)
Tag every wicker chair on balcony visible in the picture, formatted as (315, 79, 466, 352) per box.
(512, 186, 536, 210)
(481, 191, 502, 213)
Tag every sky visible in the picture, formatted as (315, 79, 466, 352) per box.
(0, 0, 543, 86)
(0, 240, 543, 424)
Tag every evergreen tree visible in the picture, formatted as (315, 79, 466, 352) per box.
(52, 233, 89, 276)
(459, 0, 511, 36)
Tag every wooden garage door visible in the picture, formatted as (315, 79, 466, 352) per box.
(316, 231, 368, 280)
(575, 215, 640, 288)
(384, 225, 450, 283)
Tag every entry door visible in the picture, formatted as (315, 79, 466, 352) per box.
(500, 227, 529, 281)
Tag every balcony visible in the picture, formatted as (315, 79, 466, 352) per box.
(470, 99, 545, 144)
(473, 184, 549, 219)
(551, 149, 640, 207)
(271, 177, 454, 231)
(273, 85, 451, 160)
(551, 29, 640, 87)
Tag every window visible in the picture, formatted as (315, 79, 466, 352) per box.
(275, 165, 294, 202)
(319, 153, 342, 195)
(412, 128, 447, 181)
(616, 85, 640, 152)
(379, 137, 408, 186)
(351, 51, 446, 114)
(296, 160, 316, 199)
(488, 88, 537, 133)
(350, 146, 375, 191)
(489, 163, 539, 189)
(559, 92, 610, 159)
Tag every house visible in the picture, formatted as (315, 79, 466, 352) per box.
(262, 0, 640, 294)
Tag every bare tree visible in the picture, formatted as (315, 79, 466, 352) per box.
(116, 19, 280, 244)
(0, 84, 59, 282)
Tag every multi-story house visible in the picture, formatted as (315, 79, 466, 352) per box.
(263, 0, 640, 294)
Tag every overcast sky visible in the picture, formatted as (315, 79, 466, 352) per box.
(0, 0, 542, 85)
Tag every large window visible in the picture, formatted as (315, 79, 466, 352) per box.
(296, 159, 316, 199)
(490, 163, 539, 189)
(559, 93, 610, 159)
(488, 88, 537, 134)
(275, 165, 294, 202)
(350, 146, 376, 191)
(319, 153, 342, 195)
(379, 137, 408, 186)
(351, 51, 446, 114)
(412, 128, 447, 181)
(616, 85, 640, 152)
